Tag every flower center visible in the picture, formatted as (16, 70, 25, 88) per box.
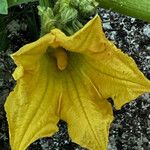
(48, 47, 68, 71)
(54, 47, 68, 70)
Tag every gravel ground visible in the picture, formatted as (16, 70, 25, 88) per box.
(0, 5, 150, 150)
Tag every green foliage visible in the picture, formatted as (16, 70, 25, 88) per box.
(1, 0, 150, 23)
(0, 0, 8, 14)
(38, 0, 98, 36)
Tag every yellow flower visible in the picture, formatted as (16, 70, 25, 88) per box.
(5, 15, 150, 150)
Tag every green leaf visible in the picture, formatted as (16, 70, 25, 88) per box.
(0, 0, 8, 14)
(97, 0, 150, 22)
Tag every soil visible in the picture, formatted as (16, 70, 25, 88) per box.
(0, 4, 150, 150)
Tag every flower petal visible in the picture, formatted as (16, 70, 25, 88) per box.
(50, 15, 106, 54)
(50, 15, 150, 109)
(11, 33, 55, 72)
(60, 61, 113, 149)
(5, 53, 62, 150)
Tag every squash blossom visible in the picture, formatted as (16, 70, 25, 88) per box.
(5, 15, 150, 150)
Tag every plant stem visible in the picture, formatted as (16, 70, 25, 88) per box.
(96, 0, 150, 22)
